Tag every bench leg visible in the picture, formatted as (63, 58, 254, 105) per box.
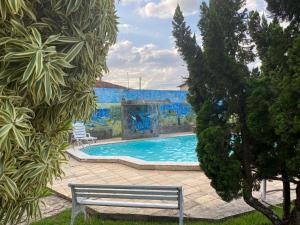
(70, 204, 87, 225)
(179, 207, 184, 225)
(83, 206, 87, 221)
(70, 202, 81, 225)
(70, 207, 77, 225)
(179, 187, 184, 225)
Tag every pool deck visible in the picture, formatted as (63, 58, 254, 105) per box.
(51, 156, 296, 221)
(68, 132, 200, 171)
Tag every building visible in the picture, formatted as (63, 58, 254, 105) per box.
(178, 83, 188, 91)
(95, 80, 127, 89)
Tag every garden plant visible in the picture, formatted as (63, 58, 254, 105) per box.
(0, 0, 117, 224)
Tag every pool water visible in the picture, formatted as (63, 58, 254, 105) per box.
(81, 135, 198, 162)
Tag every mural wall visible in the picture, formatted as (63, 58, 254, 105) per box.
(87, 88, 195, 138)
(122, 102, 160, 139)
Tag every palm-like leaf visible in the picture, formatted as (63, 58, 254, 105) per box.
(0, 0, 118, 223)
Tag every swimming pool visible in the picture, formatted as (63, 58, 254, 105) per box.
(81, 135, 198, 163)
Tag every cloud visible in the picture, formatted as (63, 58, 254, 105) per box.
(138, 0, 266, 19)
(195, 34, 203, 46)
(248, 57, 262, 70)
(244, 0, 267, 12)
(120, 0, 147, 6)
(138, 0, 201, 19)
(118, 23, 138, 33)
(105, 40, 187, 90)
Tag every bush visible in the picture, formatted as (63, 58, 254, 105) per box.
(0, 1, 117, 223)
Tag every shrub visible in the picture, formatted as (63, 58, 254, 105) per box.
(0, 1, 117, 224)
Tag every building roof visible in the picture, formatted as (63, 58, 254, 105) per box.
(95, 80, 127, 89)
(178, 83, 187, 88)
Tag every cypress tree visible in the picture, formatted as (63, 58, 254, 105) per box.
(173, 0, 300, 224)
(172, 5, 205, 112)
(249, 4, 300, 223)
(266, 0, 300, 23)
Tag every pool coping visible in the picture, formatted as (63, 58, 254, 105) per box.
(67, 132, 201, 171)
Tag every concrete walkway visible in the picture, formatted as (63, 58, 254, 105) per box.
(51, 157, 293, 220)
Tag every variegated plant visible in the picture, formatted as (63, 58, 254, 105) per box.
(0, 0, 118, 224)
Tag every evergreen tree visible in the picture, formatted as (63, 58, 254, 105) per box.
(249, 9, 300, 225)
(172, 5, 204, 112)
(173, 0, 300, 224)
(266, 0, 300, 23)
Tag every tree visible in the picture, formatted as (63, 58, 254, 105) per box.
(266, 0, 300, 23)
(0, 1, 117, 224)
(172, 5, 204, 112)
(248, 6, 300, 224)
(173, 0, 300, 225)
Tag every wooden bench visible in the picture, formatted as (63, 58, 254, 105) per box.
(69, 184, 184, 225)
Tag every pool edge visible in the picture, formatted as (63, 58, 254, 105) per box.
(67, 148, 201, 171)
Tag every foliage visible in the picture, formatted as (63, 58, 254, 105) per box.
(172, 5, 203, 112)
(173, 0, 252, 201)
(266, 0, 300, 23)
(196, 0, 254, 202)
(248, 6, 300, 224)
(173, 0, 300, 225)
(0, 1, 117, 224)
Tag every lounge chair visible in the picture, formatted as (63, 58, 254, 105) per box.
(72, 122, 97, 146)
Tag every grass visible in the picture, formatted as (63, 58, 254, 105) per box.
(30, 207, 282, 225)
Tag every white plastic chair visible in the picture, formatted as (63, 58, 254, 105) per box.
(72, 122, 97, 146)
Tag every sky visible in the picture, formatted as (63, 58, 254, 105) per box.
(103, 0, 267, 90)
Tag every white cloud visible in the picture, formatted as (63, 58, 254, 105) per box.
(118, 23, 138, 33)
(245, 0, 257, 11)
(105, 40, 187, 90)
(138, 0, 267, 19)
(248, 57, 261, 70)
(120, 0, 147, 6)
(195, 34, 203, 46)
(244, 0, 267, 12)
(139, 0, 201, 19)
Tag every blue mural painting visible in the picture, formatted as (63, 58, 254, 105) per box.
(160, 103, 192, 117)
(94, 88, 188, 103)
(89, 88, 195, 137)
(92, 108, 111, 120)
(128, 112, 151, 132)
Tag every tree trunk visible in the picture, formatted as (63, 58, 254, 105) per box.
(243, 187, 283, 225)
(288, 183, 300, 225)
(282, 169, 291, 222)
(238, 93, 283, 225)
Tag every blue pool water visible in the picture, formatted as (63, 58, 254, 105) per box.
(81, 135, 198, 162)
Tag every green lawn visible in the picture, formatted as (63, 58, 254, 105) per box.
(30, 208, 281, 225)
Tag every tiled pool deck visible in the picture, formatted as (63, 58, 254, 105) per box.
(51, 156, 295, 220)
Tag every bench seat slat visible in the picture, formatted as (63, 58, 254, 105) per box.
(69, 184, 180, 191)
(78, 199, 179, 209)
(74, 189, 178, 196)
(76, 193, 178, 201)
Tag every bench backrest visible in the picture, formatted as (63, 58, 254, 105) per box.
(69, 184, 182, 208)
(72, 123, 87, 139)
